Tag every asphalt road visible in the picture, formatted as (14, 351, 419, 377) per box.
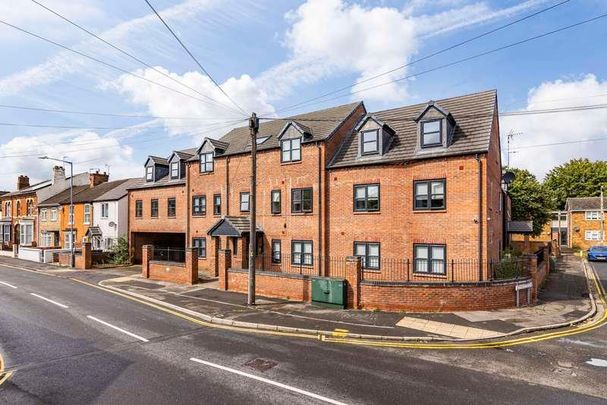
(0, 262, 606, 404)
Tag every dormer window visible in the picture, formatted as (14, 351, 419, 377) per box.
(281, 138, 301, 162)
(146, 166, 153, 182)
(170, 162, 179, 179)
(200, 152, 213, 173)
(361, 130, 379, 155)
(421, 120, 442, 147)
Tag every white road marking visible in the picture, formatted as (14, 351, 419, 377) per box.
(190, 357, 348, 405)
(86, 315, 149, 342)
(0, 281, 17, 289)
(30, 293, 68, 308)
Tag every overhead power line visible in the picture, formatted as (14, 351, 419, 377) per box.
(511, 137, 607, 151)
(0, 19, 244, 116)
(143, 0, 248, 116)
(0, 118, 245, 130)
(258, 102, 607, 123)
(273, 11, 607, 115)
(28, 0, 243, 117)
(270, 0, 572, 115)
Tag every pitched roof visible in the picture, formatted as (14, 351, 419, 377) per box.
(94, 178, 143, 201)
(189, 101, 363, 161)
(507, 220, 534, 234)
(173, 148, 197, 160)
(329, 90, 497, 168)
(207, 216, 262, 237)
(566, 197, 607, 211)
(3, 179, 52, 197)
(37, 185, 90, 207)
(147, 155, 168, 166)
(70, 179, 132, 203)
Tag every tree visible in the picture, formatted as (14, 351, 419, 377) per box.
(507, 168, 552, 236)
(110, 236, 131, 265)
(544, 158, 607, 209)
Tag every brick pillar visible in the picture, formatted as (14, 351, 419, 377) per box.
(523, 234, 530, 253)
(82, 242, 92, 269)
(218, 249, 232, 290)
(345, 256, 362, 309)
(523, 253, 538, 302)
(142, 245, 153, 279)
(185, 247, 198, 285)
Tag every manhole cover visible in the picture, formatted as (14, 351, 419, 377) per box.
(245, 358, 278, 372)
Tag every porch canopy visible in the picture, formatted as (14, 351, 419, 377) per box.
(85, 226, 102, 237)
(207, 216, 262, 237)
(507, 220, 534, 234)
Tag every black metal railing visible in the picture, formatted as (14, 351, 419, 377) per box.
(152, 247, 186, 263)
(535, 247, 545, 266)
(247, 254, 528, 283)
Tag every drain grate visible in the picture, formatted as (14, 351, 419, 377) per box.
(245, 358, 278, 372)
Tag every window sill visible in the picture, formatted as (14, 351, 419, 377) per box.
(271, 213, 282, 216)
(281, 160, 302, 166)
(412, 272, 447, 278)
(291, 212, 314, 216)
(192, 214, 206, 218)
(198, 171, 214, 176)
(413, 209, 446, 213)
(353, 211, 381, 215)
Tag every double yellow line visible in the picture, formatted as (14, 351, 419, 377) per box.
(0, 351, 12, 387)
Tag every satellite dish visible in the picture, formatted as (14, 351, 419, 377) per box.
(502, 171, 515, 185)
(109, 221, 116, 227)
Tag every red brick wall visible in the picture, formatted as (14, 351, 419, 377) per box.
(485, 110, 504, 263)
(327, 156, 487, 276)
(148, 262, 192, 284)
(227, 270, 311, 302)
(360, 280, 524, 312)
(129, 184, 187, 234)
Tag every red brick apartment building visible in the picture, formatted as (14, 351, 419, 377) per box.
(132, 90, 523, 310)
(128, 150, 196, 263)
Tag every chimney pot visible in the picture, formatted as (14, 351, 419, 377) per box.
(17, 175, 30, 191)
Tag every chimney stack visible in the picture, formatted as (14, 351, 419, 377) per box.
(52, 166, 66, 185)
(17, 175, 30, 191)
(89, 170, 109, 188)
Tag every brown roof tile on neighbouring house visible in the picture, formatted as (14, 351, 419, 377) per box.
(94, 178, 143, 201)
(329, 89, 497, 168)
(70, 179, 130, 203)
(566, 197, 607, 211)
(37, 185, 90, 207)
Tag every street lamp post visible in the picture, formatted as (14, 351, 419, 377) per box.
(39, 156, 74, 268)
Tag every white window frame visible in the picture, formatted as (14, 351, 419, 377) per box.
(50, 208, 58, 222)
(240, 192, 250, 212)
(68, 206, 74, 225)
(291, 240, 313, 266)
(84, 204, 91, 225)
(41, 232, 53, 247)
(281, 138, 301, 163)
(585, 230, 602, 241)
(170, 161, 180, 179)
(19, 223, 33, 246)
(101, 203, 109, 219)
(40, 208, 47, 222)
(585, 211, 601, 220)
(200, 152, 214, 173)
(146, 166, 154, 182)
(64, 231, 75, 250)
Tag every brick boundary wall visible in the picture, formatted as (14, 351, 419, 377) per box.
(58, 243, 92, 269)
(227, 269, 311, 302)
(142, 245, 198, 285)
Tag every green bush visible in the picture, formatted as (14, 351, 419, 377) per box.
(110, 236, 131, 265)
(494, 257, 523, 279)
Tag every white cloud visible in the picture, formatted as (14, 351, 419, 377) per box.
(112, 67, 274, 140)
(259, 0, 550, 105)
(0, 130, 138, 189)
(503, 74, 607, 179)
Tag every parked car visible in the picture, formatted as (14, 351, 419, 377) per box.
(588, 245, 607, 261)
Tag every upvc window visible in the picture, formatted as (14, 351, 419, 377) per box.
(101, 203, 109, 219)
(64, 231, 75, 250)
(40, 209, 47, 222)
(151, 199, 158, 217)
(42, 232, 53, 247)
(281, 138, 301, 162)
(200, 152, 214, 173)
(354, 242, 380, 270)
(586, 211, 601, 220)
(3, 225, 10, 242)
(19, 224, 33, 245)
(68, 206, 74, 225)
(84, 204, 91, 224)
(193, 237, 207, 258)
(271, 190, 281, 214)
(421, 120, 442, 147)
(50, 208, 57, 221)
(167, 198, 176, 217)
(354, 184, 379, 212)
(272, 239, 281, 263)
(414, 244, 446, 275)
(291, 188, 312, 213)
(213, 194, 221, 215)
(361, 130, 379, 154)
(4, 202, 10, 218)
(146, 166, 153, 182)
(240, 192, 250, 212)
(170, 162, 179, 179)
(292, 240, 312, 265)
(192, 195, 206, 216)
(585, 230, 602, 241)
(135, 200, 143, 218)
(414, 179, 446, 210)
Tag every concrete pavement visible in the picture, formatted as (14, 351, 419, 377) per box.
(1, 260, 606, 404)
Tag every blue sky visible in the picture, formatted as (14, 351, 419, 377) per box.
(0, 0, 606, 189)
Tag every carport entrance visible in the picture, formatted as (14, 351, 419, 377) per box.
(131, 232, 185, 263)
